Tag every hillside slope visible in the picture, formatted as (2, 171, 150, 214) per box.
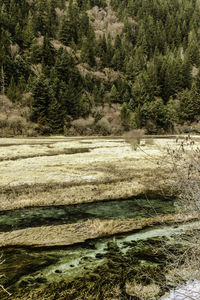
(0, 0, 200, 135)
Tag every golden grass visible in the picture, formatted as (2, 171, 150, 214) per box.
(0, 136, 193, 211)
(126, 281, 160, 298)
(0, 148, 90, 162)
(0, 166, 171, 211)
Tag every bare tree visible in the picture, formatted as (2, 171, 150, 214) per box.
(0, 66, 5, 95)
(169, 136, 200, 213)
(160, 136, 200, 299)
(0, 254, 12, 297)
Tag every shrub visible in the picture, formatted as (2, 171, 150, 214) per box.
(0, 114, 7, 128)
(70, 117, 95, 135)
(95, 117, 112, 135)
(7, 115, 27, 135)
(123, 129, 145, 150)
(141, 98, 168, 130)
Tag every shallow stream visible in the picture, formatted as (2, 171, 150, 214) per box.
(0, 196, 187, 299)
(1, 220, 199, 299)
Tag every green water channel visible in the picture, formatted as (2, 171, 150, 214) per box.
(0, 197, 174, 232)
(0, 220, 199, 299)
(0, 196, 177, 298)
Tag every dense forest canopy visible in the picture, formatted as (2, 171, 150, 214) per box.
(0, 0, 200, 134)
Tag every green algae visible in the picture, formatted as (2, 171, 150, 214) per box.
(9, 238, 169, 300)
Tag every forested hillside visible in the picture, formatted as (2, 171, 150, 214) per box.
(0, 0, 200, 135)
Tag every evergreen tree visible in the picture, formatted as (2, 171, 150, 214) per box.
(81, 37, 95, 67)
(31, 75, 53, 124)
(0, 0, 200, 133)
(110, 85, 120, 102)
(48, 98, 64, 133)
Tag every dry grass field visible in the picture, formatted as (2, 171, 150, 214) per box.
(0, 136, 178, 211)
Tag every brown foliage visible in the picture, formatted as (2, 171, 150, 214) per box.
(31, 64, 42, 76)
(123, 129, 145, 150)
(9, 43, 19, 59)
(87, 6, 124, 39)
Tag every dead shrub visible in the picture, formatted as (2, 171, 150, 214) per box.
(123, 129, 145, 150)
(95, 117, 112, 135)
(126, 281, 160, 299)
(37, 36, 44, 46)
(0, 114, 7, 128)
(65, 126, 77, 136)
(31, 64, 42, 76)
(169, 136, 200, 213)
(72, 117, 94, 128)
(0, 95, 12, 113)
(52, 40, 72, 53)
(87, 6, 124, 39)
(7, 115, 27, 135)
(21, 92, 32, 106)
(77, 64, 107, 82)
(103, 68, 123, 82)
(177, 121, 200, 134)
(55, 7, 65, 17)
(26, 127, 38, 137)
(155, 136, 200, 296)
(9, 43, 19, 59)
(70, 117, 95, 135)
(110, 124, 124, 135)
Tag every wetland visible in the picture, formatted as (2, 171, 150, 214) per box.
(0, 136, 199, 299)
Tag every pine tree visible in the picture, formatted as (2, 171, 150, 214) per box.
(80, 38, 95, 67)
(42, 35, 55, 67)
(7, 76, 16, 101)
(110, 85, 120, 102)
(59, 18, 77, 45)
(48, 98, 64, 133)
(31, 75, 53, 124)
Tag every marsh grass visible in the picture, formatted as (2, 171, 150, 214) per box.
(0, 137, 177, 191)
(0, 165, 172, 211)
(0, 148, 90, 162)
(1, 136, 200, 299)
(0, 137, 173, 211)
(0, 213, 198, 247)
(126, 281, 160, 298)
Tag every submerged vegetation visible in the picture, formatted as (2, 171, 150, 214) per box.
(1, 0, 200, 135)
(1, 221, 200, 300)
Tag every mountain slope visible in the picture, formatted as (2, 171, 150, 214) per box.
(0, 0, 200, 135)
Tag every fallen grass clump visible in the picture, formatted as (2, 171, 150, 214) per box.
(125, 281, 160, 298)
